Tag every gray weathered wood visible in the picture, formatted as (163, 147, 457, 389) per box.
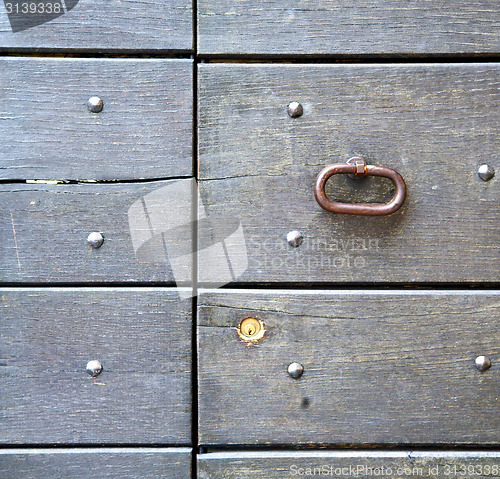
(0, 288, 192, 444)
(0, 1, 192, 51)
(198, 451, 500, 479)
(0, 180, 193, 283)
(0, 448, 191, 478)
(198, 64, 500, 284)
(198, 1, 500, 55)
(198, 289, 500, 445)
(0, 58, 192, 180)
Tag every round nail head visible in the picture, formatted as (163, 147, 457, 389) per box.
(287, 230, 303, 248)
(477, 164, 495, 181)
(87, 96, 103, 113)
(87, 232, 104, 248)
(288, 362, 304, 379)
(86, 360, 103, 377)
(475, 355, 491, 372)
(288, 101, 303, 118)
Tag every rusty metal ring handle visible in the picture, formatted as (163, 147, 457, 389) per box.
(314, 157, 406, 216)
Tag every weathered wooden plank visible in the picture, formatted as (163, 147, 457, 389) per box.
(0, 288, 192, 444)
(198, 64, 500, 284)
(0, 180, 193, 283)
(198, 451, 500, 479)
(0, 58, 192, 180)
(0, 448, 191, 478)
(0, 1, 192, 51)
(198, 1, 500, 55)
(198, 289, 500, 445)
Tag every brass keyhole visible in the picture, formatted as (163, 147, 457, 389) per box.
(244, 323, 256, 336)
(237, 317, 265, 342)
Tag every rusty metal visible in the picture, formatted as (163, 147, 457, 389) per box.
(314, 157, 406, 216)
(346, 156, 368, 180)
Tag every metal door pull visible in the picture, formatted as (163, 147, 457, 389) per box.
(314, 157, 406, 216)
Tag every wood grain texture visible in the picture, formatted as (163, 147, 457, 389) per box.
(0, 180, 193, 283)
(198, 1, 500, 55)
(198, 289, 500, 446)
(198, 451, 500, 479)
(0, 58, 192, 180)
(0, 1, 192, 51)
(0, 288, 192, 444)
(198, 64, 500, 284)
(0, 448, 191, 478)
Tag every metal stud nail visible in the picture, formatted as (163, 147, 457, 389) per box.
(86, 360, 103, 377)
(87, 232, 104, 248)
(287, 101, 303, 118)
(87, 96, 103, 113)
(477, 164, 495, 181)
(475, 355, 491, 372)
(286, 230, 303, 248)
(288, 362, 304, 379)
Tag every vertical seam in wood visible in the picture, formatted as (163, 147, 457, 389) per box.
(192, 3, 200, 468)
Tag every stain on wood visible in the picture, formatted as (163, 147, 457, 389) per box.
(198, 289, 500, 446)
(0, 288, 192, 444)
(198, 63, 499, 284)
